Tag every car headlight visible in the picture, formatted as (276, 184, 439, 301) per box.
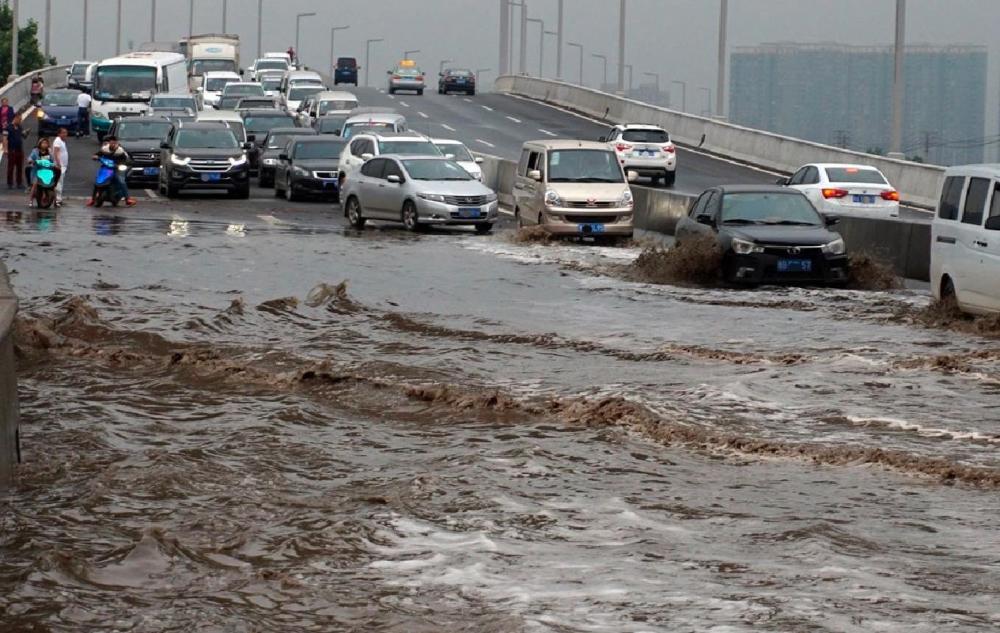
(822, 237, 846, 255)
(170, 154, 190, 166)
(485, 192, 498, 203)
(292, 165, 310, 177)
(544, 188, 562, 208)
(93, 111, 108, 120)
(732, 238, 764, 255)
(229, 155, 248, 167)
(417, 193, 445, 203)
(262, 158, 278, 166)
(619, 190, 634, 207)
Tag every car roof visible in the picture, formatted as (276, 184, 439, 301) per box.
(240, 109, 294, 116)
(345, 113, 405, 125)
(380, 154, 451, 163)
(224, 82, 263, 88)
(203, 71, 241, 79)
(313, 91, 358, 100)
(806, 163, 887, 172)
(430, 138, 465, 145)
(290, 136, 343, 143)
(615, 124, 667, 132)
(357, 131, 428, 141)
(152, 92, 196, 98)
(284, 69, 322, 78)
(45, 88, 81, 95)
(714, 184, 805, 195)
(942, 163, 1000, 179)
(265, 127, 315, 136)
(524, 140, 614, 151)
(175, 121, 233, 130)
(197, 110, 242, 122)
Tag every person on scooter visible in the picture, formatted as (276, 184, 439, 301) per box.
(26, 137, 61, 208)
(87, 135, 136, 207)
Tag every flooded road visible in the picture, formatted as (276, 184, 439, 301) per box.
(2, 205, 999, 631)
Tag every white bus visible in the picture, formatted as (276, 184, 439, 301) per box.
(91, 52, 188, 141)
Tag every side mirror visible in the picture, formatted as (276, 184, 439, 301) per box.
(627, 170, 639, 183)
(239, 69, 245, 75)
(159, 141, 170, 149)
(242, 142, 253, 150)
(279, 153, 289, 161)
(474, 157, 484, 164)
(247, 134, 256, 142)
(528, 169, 542, 181)
(361, 152, 374, 161)
(387, 174, 401, 184)
(776, 177, 789, 186)
(985, 216, 1000, 231)
(824, 214, 840, 227)
(598, 136, 606, 142)
(696, 213, 715, 227)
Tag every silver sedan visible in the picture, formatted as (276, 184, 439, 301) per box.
(342, 156, 499, 233)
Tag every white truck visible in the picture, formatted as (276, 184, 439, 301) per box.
(185, 34, 241, 90)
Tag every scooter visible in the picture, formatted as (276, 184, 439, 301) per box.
(92, 156, 128, 207)
(32, 158, 58, 209)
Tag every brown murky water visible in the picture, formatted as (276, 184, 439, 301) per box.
(2, 208, 999, 631)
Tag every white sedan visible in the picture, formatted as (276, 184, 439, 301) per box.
(781, 163, 900, 217)
(432, 139, 484, 181)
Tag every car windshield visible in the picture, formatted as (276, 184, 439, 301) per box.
(201, 121, 246, 142)
(824, 167, 887, 184)
(41, 91, 79, 107)
(225, 84, 264, 96)
(394, 68, 422, 77)
(403, 159, 472, 181)
(289, 86, 324, 101)
(205, 77, 237, 91)
(191, 59, 236, 75)
(379, 140, 441, 156)
(94, 65, 156, 101)
(255, 59, 287, 71)
(622, 128, 670, 143)
(337, 58, 357, 69)
(435, 143, 473, 162)
(116, 120, 173, 140)
(175, 128, 239, 149)
(317, 117, 347, 133)
(266, 132, 309, 149)
(151, 96, 194, 109)
(448, 70, 473, 77)
(71, 63, 91, 76)
(547, 149, 624, 183)
(244, 115, 294, 133)
(294, 140, 346, 160)
(720, 192, 821, 225)
(318, 100, 357, 115)
(261, 78, 281, 91)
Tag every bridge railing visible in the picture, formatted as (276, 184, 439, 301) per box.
(0, 64, 72, 113)
(495, 75, 946, 210)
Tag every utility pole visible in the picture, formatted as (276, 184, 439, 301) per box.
(116, 0, 122, 55)
(889, 0, 906, 158)
(700, 87, 712, 116)
(527, 18, 543, 77)
(592, 53, 607, 90)
(671, 80, 686, 111)
(82, 0, 88, 59)
(222, 0, 228, 33)
(330, 26, 349, 78)
(44, 0, 51, 59)
(188, 0, 194, 48)
(10, 0, 17, 77)
(556, 0, 564, 80)
(716, 0, 728, 118)
(257, 0, 263, 59)
(499, 0, 510, 75)
(616, 0, 626, 94)
(567, 41, 583, 85)
(365, 38, 382, 87)
(519, 1, 528, 75)
(150, 0, 156, 42)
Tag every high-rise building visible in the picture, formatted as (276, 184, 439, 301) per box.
(729, 43, 988, 166)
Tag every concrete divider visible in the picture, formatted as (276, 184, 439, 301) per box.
(495, 75, 947, 210)
(0, 261, 20, 489)
(0, 64, 72, 112)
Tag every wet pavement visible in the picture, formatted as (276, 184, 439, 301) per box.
(1, 194, 998, 631)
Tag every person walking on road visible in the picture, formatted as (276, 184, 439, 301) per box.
(0, 97, 14, 154)
(88, 136, 136, 207)
(5, 114, 28, 190)
(76, 90, 92, 137)
(30, 75, 45, 106)
(52, 128, 70, 207)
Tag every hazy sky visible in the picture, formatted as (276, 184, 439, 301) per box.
(19, 0, 1000, 154)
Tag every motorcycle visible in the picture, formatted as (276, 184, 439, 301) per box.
(92, 156, 128, 207)
(32, 157, 58, 209)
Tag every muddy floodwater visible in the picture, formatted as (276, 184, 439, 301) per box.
(2, 208, 999, 632)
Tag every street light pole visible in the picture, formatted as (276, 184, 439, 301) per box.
(365, 38, 383, 87)
(499, 0, 510, 76)
(519, 1, 529, 75)
(222, 0, 228, 33)
(295, 12, 316, 66)
(44, 0, 51, 59)
(150, 0, 156, 42)
(10, 0, 17, 77)
(439, 59, 453, 74)
(716, 0, 728, 118)
(643, 71, 659, 96)
(592, 53, 607, 90)
(404, 49, 420, 59)
(188, 0, 194, 47)
(890, 0, 906, 157)
(671, 80, 687, 111)
(527, 18, 543, 77)
(625, 63, 633, 93)
(82, 0, 88, 59)
(567, 41, 583, 86)
(116, 0, 122, 55)
(700, 87, 712, 116)
(556, 0, 563, 80)
(256, 0, 263, 59)
(330, 26, 349, 78)
(616, 0, 626, 94)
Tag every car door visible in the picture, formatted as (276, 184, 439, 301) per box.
(796, 166, 822, 205)
(517, 150, 544, 224)
(956, 176, 990, 308)
(379, 159, 407, 220)
(357, 158, 388, 217)
(675, 191, 712, 242)
(343, 137, 368, 175)
(982, 180, 1000, 311)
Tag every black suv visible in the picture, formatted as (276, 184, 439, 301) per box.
(158, 121, 251, 198)
(334, 57, 358, 86)
(258, 126, 317, 187)
(108, 116, 174, 186)
(241, 108, 300, 176)
(438, 68, 475, 95)
(274, 137, 347, 202)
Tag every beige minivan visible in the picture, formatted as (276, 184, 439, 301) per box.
(513, 140, 635, 239)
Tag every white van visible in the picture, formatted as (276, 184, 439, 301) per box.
(930, 164, 1000, 315)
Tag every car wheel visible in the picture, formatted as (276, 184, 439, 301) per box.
(940, 276, 957, 306)
(285, 182, 297, 202)
(274, 175, 285, 197)
(663, 171, 676, 188)
(417, 89, 424, 96)
(388, 88, 395, 95)
(474, 223, 493, 235)
(346, 196, 366, 229)
(234, 184, 250, 199)
(166, 179, 179, 198)
(468, 90, 475, 96)
(258, 175, 271, 188)
(402, 200, 422, 232)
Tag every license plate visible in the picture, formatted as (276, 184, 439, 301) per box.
(459, 207, 482, 218)
(852, 195, 875, 204)
(777, 258, 812, 273)
(201, 173, 221, 182)
(143, 167, 160, 176)
(579, 223, 606, 233)
(322, 180, 337, 188)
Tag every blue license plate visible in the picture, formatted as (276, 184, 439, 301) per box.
(322, 180, 337, 188)
(778, 258, 812, 273)
(459, 207, 482, 218)
(143, 167, 160, 176)
(852, 195, 875, 204)
(579, 223, 606, 233)
(201, 172, 221, 182)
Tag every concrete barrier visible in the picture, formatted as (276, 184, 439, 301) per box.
(495, 75, 947, 210)
(0, 261, 19, 489)
(0, 64, 72, 112)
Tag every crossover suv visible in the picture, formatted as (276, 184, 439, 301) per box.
(158, 121, 251, 198)
(601, 124, 677, 187)
(338, 131, 442, 180)
(108, 116, 174, 185)
(334, 57, 359, 86)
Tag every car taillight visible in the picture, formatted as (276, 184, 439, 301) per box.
(662, 144, 675, 153)
(392, 75, 401, 80)
(417, 75, 424, 81)
(615, 143, 632, 152)
(881, 190, 900, 201)
(822, 188, 849, 199)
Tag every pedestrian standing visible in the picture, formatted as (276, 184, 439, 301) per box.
(76, 90, 93, 137)
(52, 128, 70, 207)
(30, 75, 45, 106)
(0, 97, 13, 154)
(5, 114, 28, 190)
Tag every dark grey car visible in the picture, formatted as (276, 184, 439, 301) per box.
(274, 137, 347, 202)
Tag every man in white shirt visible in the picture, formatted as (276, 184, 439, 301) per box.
(76, 90, 93, 137)
(52, 128, 69, 207)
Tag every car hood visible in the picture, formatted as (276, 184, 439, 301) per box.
(121, 140, 163, 153)
(413, 180, 493, 196)
(722, 223, 838, 246)
(294, 158, 340, 171)
(174, 148, 244, 160)
(39, 105, 79, 117)
(546, 182, 629, 202)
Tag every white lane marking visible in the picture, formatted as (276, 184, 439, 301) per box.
(537, 128, 557, 137)
(441, 124, 457, 132)
(387, 95, 395, 100)
(399, 100, 410, 107)
(257, 214, 285, 225)
(417, 111, 429, 118)
(144, 188, 159, 199)
(505, 115, 522, 123)
(463, 98, 473, 103)
(481, 105, 494, 112)
(475, 139, 496, 148)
